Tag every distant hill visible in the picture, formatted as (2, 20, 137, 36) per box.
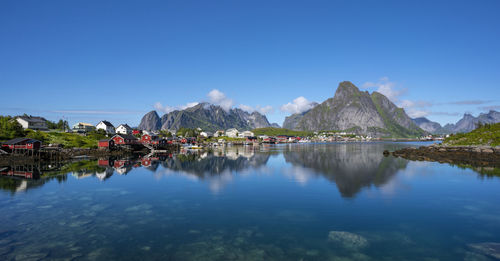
(284, 81, 426, 138)
(412, 117, 443, 134)
(138, 103, 273, 132)
(414, 110, 500, 135)
(444, 122, 500, 146)
(448, 110, 500, 133)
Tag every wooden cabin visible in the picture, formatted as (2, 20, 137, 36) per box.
(2, 138, 42, 152)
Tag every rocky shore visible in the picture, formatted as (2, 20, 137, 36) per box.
(388, 144, 500, 167)
(0, 146, 179, 166)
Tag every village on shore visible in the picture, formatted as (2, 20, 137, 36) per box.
(1, 115, 443, 156)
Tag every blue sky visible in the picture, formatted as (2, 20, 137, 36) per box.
(1, 0, 499, 127)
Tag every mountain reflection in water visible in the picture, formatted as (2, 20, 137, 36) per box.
(1, 143, 498, 196)
(282, 143, 407, 197)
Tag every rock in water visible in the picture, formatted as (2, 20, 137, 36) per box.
(328, 231, 368, 250)
(468, 242, 500, 259)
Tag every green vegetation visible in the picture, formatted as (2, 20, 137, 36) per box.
(444, 123, 500, 146)
(158, 130, 173, 138)
(207, 136, 246, 142)
(46, 119, 69, 131)
(176, 127, 200, 137)
(48, 160, 105, 176)
(24, 130, 107, 148)
(371, 93, 426, 138)
(0, 116, 25, 141)
(252, 127, 313, 137)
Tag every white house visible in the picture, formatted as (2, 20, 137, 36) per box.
(96, 121, 115, 134)
(199, 131, 213, 138)
(225, 128, 239, 138)
(239, 130, 254, 138)
(16, 116, 48, 131)
(72, 122, 95, 133)
(115, 124, 132, 135)
(214, 130, 225, 137)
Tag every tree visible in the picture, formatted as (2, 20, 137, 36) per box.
(47, 119, 70, 130)
(0, 116, 25, 140)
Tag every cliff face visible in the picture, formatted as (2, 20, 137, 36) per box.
(289, 81, 425, 137)
(282, 103, 318, 130)
(138, 110, 162, 131)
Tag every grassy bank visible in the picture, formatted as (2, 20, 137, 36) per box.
(24, 130, 107, 149)
(252, 127, 312, 137)
(444, 123, 500, 146)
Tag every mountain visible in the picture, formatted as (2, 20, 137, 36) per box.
(282, 102, 318, 130)
(138, 103, 273, 132)
(270, 123, 281, 128)
(412, 117, 443, 133)
(138, 110, 162, 131)
(286, 81, 425, 137)
(443, 110, 500, 133)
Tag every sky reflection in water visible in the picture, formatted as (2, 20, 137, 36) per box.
(1, 142, 500, 261)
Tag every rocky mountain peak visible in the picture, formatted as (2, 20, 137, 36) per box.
(286, 81, 426, 138)
(137, 103, 273, 132)
(334, 81, 361, 100)
(138, 110, 161, 131)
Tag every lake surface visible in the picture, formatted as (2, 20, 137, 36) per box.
(1, 142, 500, 261)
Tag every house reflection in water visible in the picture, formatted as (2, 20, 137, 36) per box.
(2, 144, 499, 196)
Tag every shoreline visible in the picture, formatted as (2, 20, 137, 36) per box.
(389, 144, 500, 167)
(0, 146, 180, 166)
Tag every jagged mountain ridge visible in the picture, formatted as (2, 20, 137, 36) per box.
(412, 111, 500, 134)
(138, 111, 162, 131)
(139, 103, 273, 132)
(285, 81, 425, 137)
(440, 110, 500, 134)
(412, 117, 443, 134)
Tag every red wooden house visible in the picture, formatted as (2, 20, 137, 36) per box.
(140, 134, 156, 144)
(98, 139, 114, 149)
(2, 138, 41, 151)
(111, 134, 138, 145)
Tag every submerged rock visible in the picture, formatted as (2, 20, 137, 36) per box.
(328, 231, 369, 250)
(468, 242, 500, 259)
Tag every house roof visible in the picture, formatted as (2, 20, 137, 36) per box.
(16, 116, 47, 123)
(98, 121, 114, 127)
(113, 134, 137, 140)
(75, 122, 94, 127)
(99, 139, 111, 142)
(118, 124, 132, 129)
(3, 137, 40, 145)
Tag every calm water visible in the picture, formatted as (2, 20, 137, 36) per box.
(1, 142, 500, 261)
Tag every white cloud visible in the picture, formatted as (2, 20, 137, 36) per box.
(280, 96, 316, 114)
(154, 102, 174, 113)
(154, 101, 198, 114)
(239, 104, 274, 115)
(406, 109, 430, 118)
(363, 77, 436, 119)
(180, 102, 199, 110)
(207, 89, 234, 111)
(363, 77, 407, 103)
